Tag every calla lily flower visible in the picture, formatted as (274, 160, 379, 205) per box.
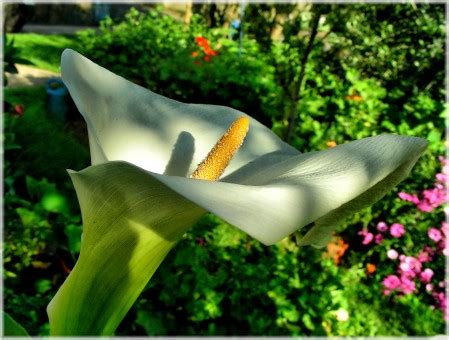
(47, 49, 427, 335)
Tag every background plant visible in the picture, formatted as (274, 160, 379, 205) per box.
(4, 3, 446, 336)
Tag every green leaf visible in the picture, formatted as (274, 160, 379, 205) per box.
(135, 310, 166, 335)
(40, 192, 69, 215)
(3, 312, 30, 336)
(302, 313, 315, 331)
(426, 129, 441, 144)
(47, 162, 204, 335)
(26, 177, 56, 200)
(380, 120, 397, 132)
(35, 279, 52, 294)
(64, 224, 82, 254)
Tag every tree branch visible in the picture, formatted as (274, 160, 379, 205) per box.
(284, 9, 321, 143)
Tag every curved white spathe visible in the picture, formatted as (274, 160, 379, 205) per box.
(61, 49, 427, 246)
(61, 49, 298, 176)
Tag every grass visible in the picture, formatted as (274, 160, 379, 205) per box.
(7, 33, 80, 73)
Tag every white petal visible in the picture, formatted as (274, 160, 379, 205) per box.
(60, 49, 298, 176)
(152, 134, 427, 245)
(79, 134, 423, 246)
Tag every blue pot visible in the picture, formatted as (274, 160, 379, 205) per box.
(45, 78, 68, 121)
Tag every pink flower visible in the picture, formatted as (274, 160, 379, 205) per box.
(362, 233, 374, 245)
(398, 192, 420, 204)
(443, 244, 449, 256)
(358, 230, 374, 245)
(417, 201, 434, 212)
(426, 283, 434, 292)
(428, 228, 443, 242)
(387, 249, 399, 260)
(406, 256, 422, 272)
(436, 182, 444, 188)
(400, 276, 416, 294)
(374, 234, 383, 244)
(424, 246, 435, 256)
(421, 188, 446, 208)
(400, 261, 411, 273)
(383, 275, 401, 294)
(418, 250, 431, 263)
(390, 223, 405, 238)
(441, 221, 448, 237)
(436, 173, 447, 183)
(399, 256, 421, 278)
(432, 292, 447, 312)
(377, 222, 388, 233)
(442, 164, 449, 175)
(439, 156, 448, 179)
(437, 239, 447, 254)
(420, 268, 434, 283)
(398, 161, 447, 213)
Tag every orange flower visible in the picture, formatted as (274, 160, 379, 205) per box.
(191, 51, 198, 58)
(326, 141, 337, 148)
(366, 263, 377, 274)
(345, 92, 363, 102)
(325, 237, 349, 265)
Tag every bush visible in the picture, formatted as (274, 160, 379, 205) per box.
(77, 7, 282, 127)
(3, 92, 88, 335)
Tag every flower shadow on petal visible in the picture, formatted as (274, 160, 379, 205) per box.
(163, 131, 195, 177)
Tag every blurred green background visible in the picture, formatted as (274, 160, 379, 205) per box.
(3, 2, 446, 336)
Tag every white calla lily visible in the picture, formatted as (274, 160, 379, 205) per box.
(59, 49, 427, 246)
(47, 49, 427, 335)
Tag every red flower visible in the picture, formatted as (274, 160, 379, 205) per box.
(204, 48, 218, 56)
(193, 36, 218, 62)
(13, 104, 25, 117)
(195, 36, 210, 48)
(196, 238, 206, 246)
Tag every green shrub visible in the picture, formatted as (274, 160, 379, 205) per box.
(77, 7, 282, 127)
(4, 87, 90, 183)
(3, 91, 88, 335)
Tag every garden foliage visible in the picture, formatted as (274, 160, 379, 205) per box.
(4, 3, 446, 336)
